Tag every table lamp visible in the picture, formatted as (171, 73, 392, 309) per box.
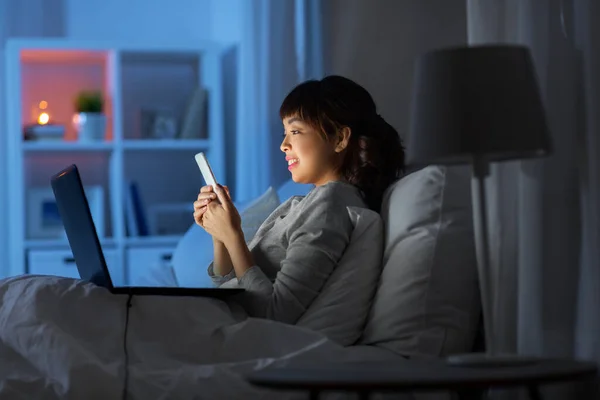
(407, 45, 552, 366)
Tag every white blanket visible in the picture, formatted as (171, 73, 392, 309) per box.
(0, 275, 417, 400)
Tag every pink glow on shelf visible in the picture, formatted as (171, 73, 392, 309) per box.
(20, 49, 107, 64)
(20, 49, 113, 142)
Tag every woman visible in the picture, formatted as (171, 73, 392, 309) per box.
(193, 75, 405, 325)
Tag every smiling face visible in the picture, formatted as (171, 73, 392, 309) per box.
(280, 116, 344, 186)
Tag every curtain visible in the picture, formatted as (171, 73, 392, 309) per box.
(295, 0, 325, 82)
(467, 0, 600, 396)
(234, 0, 300, 203)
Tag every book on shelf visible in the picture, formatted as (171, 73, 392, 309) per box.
(124, 181, 149, 237)
(178, 86, 207, 139)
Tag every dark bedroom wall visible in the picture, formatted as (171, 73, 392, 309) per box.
(322, 0, 468, 148)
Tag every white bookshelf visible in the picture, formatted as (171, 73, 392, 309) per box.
(22, 141, 115, 151)
(3, 38, 230, 283)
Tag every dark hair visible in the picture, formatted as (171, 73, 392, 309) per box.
(279, 75, 405, 212)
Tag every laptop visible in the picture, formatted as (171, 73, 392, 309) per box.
(50, 164, 243, 298)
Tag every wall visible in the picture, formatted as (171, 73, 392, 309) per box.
(322, 0, 468, 147)
(66, 0, 211, 42)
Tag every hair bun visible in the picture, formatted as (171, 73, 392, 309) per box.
(360, 114, 385, 137)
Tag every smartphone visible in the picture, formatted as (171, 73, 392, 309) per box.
(194, 152, 218, 188)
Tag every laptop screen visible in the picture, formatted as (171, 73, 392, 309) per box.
(50, 164, 114, 289)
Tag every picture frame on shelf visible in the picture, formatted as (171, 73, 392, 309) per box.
(139, 107, 179, 140)
(27, 187, 63, 239)
(27, 185, 105, 239)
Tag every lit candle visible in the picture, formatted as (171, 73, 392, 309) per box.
(37, 101, 50, 125)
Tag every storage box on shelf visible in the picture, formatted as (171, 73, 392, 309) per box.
(28, 248, 122, 286)
(3, 38, 230, 283)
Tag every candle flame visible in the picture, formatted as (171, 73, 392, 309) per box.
(38, 112, 49, 125)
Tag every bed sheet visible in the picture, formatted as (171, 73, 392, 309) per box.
(0, 275, 445, 400)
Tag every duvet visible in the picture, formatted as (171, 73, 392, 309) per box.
(0, 275, 410, 400)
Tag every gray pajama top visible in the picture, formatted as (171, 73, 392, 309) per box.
(207, 181, 367, 324)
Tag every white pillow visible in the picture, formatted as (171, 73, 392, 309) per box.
(134, 264, 179, 287)
(171, 187, 281, 288)
(359, 165, 481, 358)
(296, 206, 383, 346)
(239, 187, 281, 241)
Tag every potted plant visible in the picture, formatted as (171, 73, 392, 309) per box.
(74, 90, 106, 142)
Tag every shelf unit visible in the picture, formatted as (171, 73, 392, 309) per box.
(3, 38, 230, 283)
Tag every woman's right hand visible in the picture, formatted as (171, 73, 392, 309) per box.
(193, 185, 230, 228)
(193, 185, 218, 228)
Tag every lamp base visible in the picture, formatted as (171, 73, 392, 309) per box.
(446, 352, 543, 368)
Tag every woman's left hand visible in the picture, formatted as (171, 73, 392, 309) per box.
(202, 184, 243, 245)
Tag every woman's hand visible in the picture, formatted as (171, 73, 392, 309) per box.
(202, 184, 243, 246)
(193, 185, 230, 228)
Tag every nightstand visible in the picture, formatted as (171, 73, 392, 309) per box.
(247, 358, 598, 400)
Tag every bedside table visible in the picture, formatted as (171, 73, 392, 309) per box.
(246, 358, 597, 400)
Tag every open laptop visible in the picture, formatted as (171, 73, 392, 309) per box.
(50, 164, 243, 298)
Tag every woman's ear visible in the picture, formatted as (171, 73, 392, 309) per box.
(335, 127, 351, 153)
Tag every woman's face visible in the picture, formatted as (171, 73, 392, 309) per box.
(280, 116, 340, 186)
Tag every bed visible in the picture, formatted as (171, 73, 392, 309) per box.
(0, 165, 481, 400)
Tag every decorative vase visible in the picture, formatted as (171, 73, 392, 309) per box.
(76, 112, 106, 142)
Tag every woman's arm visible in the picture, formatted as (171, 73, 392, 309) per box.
(228, 195, 353, 324)
(201, 186, 238, 284)
(212, 238, 234, 277)
(203, 184, 353, 320)
(223, 230, 254, 278)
